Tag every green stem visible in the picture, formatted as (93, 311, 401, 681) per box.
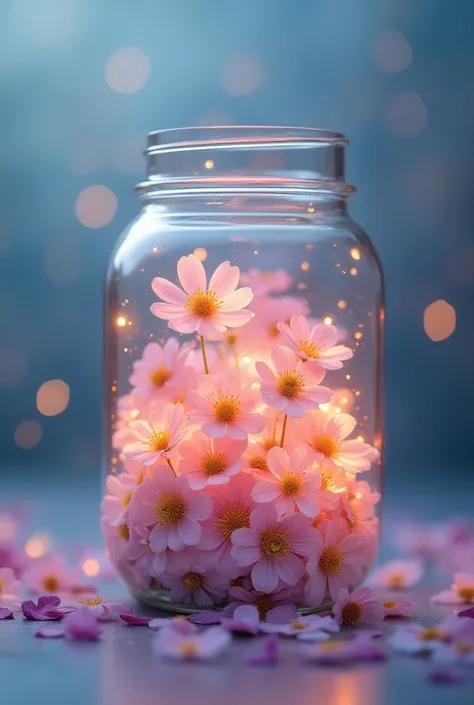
(166, 457, 177, 477)
(200, 335, 210, 374)
(279, 414, 288, 448)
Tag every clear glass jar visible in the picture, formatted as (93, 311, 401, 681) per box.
(102, 127, 384, 616)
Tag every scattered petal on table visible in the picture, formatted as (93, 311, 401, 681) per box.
(188, 610, 222, 625)
(63, 607, 102, 641)
(35, 626, 65, 639)
(247, 635, 279, 666)
(0, 607, 14, 620)
(120, 611, 153, 626)
(154, 626, 231, 661)
(458, 606, 474, 619)
(221, 605, 261, 635)
(21, 596, 65, 621)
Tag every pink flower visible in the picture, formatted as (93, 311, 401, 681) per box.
(224, 584, 298, 621)
(179, 432, 247, 489)
(341, 479, 381, 526)
(296, 409, 377, 473)
(0, 567, 21, 608)
(231, 504, 317, 592)
(112, 394, 142, 449)
(383, 600, 417, 618)
(431, 573, 474, 605)
(150, 255, 253, 341)
(368, 559, 423, 590)
(23, 556, 77, 596)
(245, 296, 309, 350)
(256, 346, 331, 418)
(333, 587, 385, 627)
(304, 517, 366, 606)
(188, 373, 265, 440)
(303, 636, 388, 665)
(129, 339, 192, 399)
(252, 445, 321, 518)
(240, 268, 292, 296)
(124, 524, 168, 577)
(21, 596, 71, 621)
(389, 615, 473, 655)
(260, 613, 339, 640)
(70, 597, 133, 622)
(278, 315, 353, 370)
(431, 633, 474, 666)
(100, 471, 140, 526)
(63, 607, 102, 641)
(154, 625, 231, 661)
(131, 472, 212, 552)
(160, 549, 229, 608)
(221, 604, 261, 635)
(200, 474, 256, 578)
(123, 403, 187, 466)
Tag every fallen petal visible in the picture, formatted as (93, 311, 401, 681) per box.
(458, 606, 474, 619)
(188, 610, 222, 626)
(247, 635, 279, 666)
(35, 626, 65, 639)
(0, 608, 14, 620)
(120, 613, 152, 626)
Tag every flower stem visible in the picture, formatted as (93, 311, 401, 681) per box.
(166, 458, 177, 477)
(200, 335, 210, 374)
(279, 414, 288, 448)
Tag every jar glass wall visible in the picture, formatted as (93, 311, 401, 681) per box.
(102, 127, 384, 615)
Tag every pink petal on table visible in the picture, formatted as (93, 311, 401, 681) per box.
(120, 612, 152, 626)
(35, 626, 65, 639)
(63, 608, 102, 641)
(247, 635, 279, 666)
(22, 596, 65, 621)
(188, 610, 222, 625)
(458, 606, 474, 619)
(0, 608, 14, 620)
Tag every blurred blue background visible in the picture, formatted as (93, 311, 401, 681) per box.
(1, 0, 473, 480)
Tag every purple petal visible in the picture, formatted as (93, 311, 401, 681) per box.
(63, 608, 102, 641)
(266, 604, 297, 624)
(37, 595, 61, 610)
(0, 608, 14, 620)
(22, 597, 64, 621)
(221, 617, 259, 635)
(247, 635, 279, 666)
(458, 606, 474, 619)
(188, 610, 222, 625)
(427, 669, 468, 685)
(110, 603, 134, 616)
(35, 626, 65, 639)
(120, 612, 152, 626)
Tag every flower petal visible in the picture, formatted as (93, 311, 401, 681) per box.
(151, 277, 187, 305)
(177, 254, 206, 294)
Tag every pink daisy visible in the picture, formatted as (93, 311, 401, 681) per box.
(23, 556, 78, 596)
(128, 339, 191, 400)
(0, 567, 21, 608)
(124, 524, 168, 577)
(278, 315, 353, 370)
(154, 625, 231, 661)
(389, 615, 474, 655)
(296, 409, 377, 473)
(341, 479, 381, 528)
(160, 549, 229, 608)
(383, 600, 416, 618)
(245, 296, 309, 350)
(256, 346, 331, 418)
(130, 472, 212, 552)
(188, 372, 265, 440)
(431, 573, 474, 605)
(179, 432, 247, 489)
(150, 255, 253, 341)
(368, 559, 423, 590)
(199, 474, 256, 578)
(100, 471, 141, 526)
(112, 394, 142, 449)
(333, 587, 385, 627)
(252, 445, 321, 518)
(231, 504, 317, 592)
(240, 268, 292, 296)
(123, 403, 187, 466)
(225, 583, 299, 621)
(100, 515, 132, 567)
(304, 517, 366, 606)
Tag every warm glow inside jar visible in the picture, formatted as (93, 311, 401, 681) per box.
(102, 127, 384, 615)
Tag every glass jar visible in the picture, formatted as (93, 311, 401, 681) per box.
(102, 127, 384, 616)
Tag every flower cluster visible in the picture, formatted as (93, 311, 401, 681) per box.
(102, 254, 380, 610)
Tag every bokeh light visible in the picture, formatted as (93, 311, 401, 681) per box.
(75, 186, 117, 229)
(193, 247, 208, 262)
(424, 300, 456, 341)
(0, 348, 28, 390)
(372, 30, 412, 73)
(14, 421, 43, 450)
(36, 379, 70, 417)
(105, 47, 150, 94)
(82, 558, 101, 577)
(386, 91, 427, 138)
(25, 533, 53, 558)
(221, 53, 263, 96)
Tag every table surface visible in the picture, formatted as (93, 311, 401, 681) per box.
(1, 471, 473, 705)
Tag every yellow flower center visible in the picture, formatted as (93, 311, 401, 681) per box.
(260, 527, 289, 559)
(149, 366, 171, 388)
(318, 547, 344, 576)
(42, 575, 60, 592)
(454, 641, 473, 655)
(256, 595, 275, 619)
(319, 640, 345, 653)
(155, 493, 185, 526)
(148, 429, 171, 452)
(384, 601, 397, 609)
(457, 586, 474, 602)
(200, 452, 227, 476)
(79, 597, 104, 607)
(248, 455, 269, 473)
(186, 290, 220, 319)
(182, 572, 203, 589)
(419, 627, 441, 641)
(118, 524, 130, 541)
(217, 506, 250, 540)
(387, 573, 406, 589)
(178, 641, 199, 658)
(276, 371, 304, 399)
(341, 601, 363, 626)
(299, 341, 323, 360)
(121, 490, 133, 508)
(312, 433, 338, 458)
(212, 395, 240, 425)
(280, 472, 302, 497)
(289, 619, 309, 631)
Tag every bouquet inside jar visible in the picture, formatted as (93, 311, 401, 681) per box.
(102, 253, 380, 614)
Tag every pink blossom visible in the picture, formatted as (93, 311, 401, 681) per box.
(341, 479, 381, 526)
(295, 409, 378, 473)
(221, 604, 261, 635)
(124, 524, 168, 578)
(70, 597, 133, 622)
(179, 432, 247, 489)
(256, 346, 331, 418)
(368, 559, 423, 590)
(247, 634, 279, 666)
(303, 636, 388, 665)
(431, 573, 474, 605)
(160, 549, 229, 608)
(278, 315, 353, 370)
(304, 517, 367, 607)
(23, 556, 78, 596)
(333, 587, 385, 627)
(245, 296, 309, 350)
(231, 504, 317, 592)
(150, 255, 253, 340)
(200, 474, 256, 578)
(63, 607, 102, 641)
(129, 339, 192, 400)
(383, 600, 417, 618)
(431, 633, 474, 666)
(100, 471, 140, 526)
(0, 541, 27, 577)
(224, 584, 298, 622)
(261, 613, 339, 640)
(188, 372, 264, 440)
(112, 394, 142, 449)
(131, 472, 212, 552)
(0, 567, 21, 608)
(252, 445, 321, 518)
(389, 615, 474, 655)
(123, 403, 187, 466)
(154, 625, 231, 661)
(241, 268, 292, 296)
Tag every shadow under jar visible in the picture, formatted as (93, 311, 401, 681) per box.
(102, 126, 384, 616)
